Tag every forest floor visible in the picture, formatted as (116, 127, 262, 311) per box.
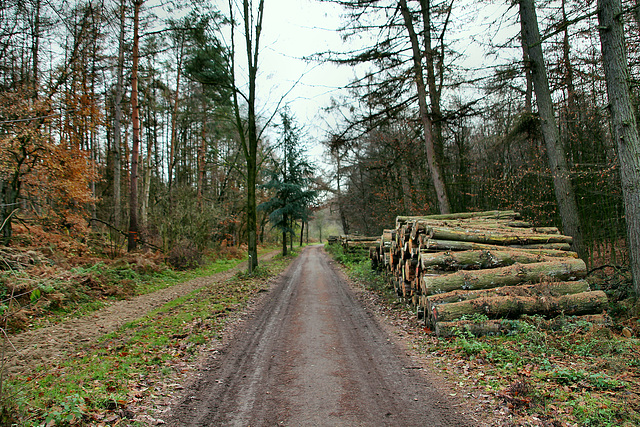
(2, 250, 280, 378)
(4, 229, 640, 426)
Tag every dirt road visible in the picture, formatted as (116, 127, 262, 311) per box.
(166, 245, 469, 426)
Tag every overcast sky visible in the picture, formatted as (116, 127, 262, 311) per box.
(255, 0, 353, 159)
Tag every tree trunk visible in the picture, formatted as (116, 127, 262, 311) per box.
(419, 0, 449, 172)
(128, 0, 142, 252)
(435, 314, 610, 337)
(198, 86, 207, 209)
(112, 0, 126, 228)
(419, 248, 577, 271)
(430, 290, 607, 323)
(335, 150, 350, 235)
(426, 280, 590, 307)
(598, 0, 640, 296)
(399, 0, 450, 214)
(518, 0, 584, 258)
(299, 220, 304, 247)
(425, 227, 573, 246)
(421, 238, 571, 252)
(168, 42, 184, 189)
(282, 214, 288, 256)
(421, 258, 587, 295)
(396, 210, 519, 227)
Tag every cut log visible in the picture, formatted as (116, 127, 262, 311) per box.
(342, 235, 380, 242)
(418, 249, 577, 271)
(430, 290, 607, 323)
(435, 319, 517, 337)
(396, 210, 520, 227)
(426, 227, 573, 246)
(515, 243, 572, 250)
(421, 258, 587, 295)
(409, 220, 556, 240)
(420, 238, 572, 252)
(425, 280, 591, 306)
(344, 240, 379, 248)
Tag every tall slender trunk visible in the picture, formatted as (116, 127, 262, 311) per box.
(282, 213, 288, 256)
(420, 0, 449, 166)
(299, 220, 304, 247)
(198, 87, 207, 209)
(168, 44, 183, 189)
(518, 0, 584, 258)
(335, 150, 349, 234)
(141, 85, 153, 228)
(519, 21, 533, 113)
(31, 0, 40, 97)
(399, 0, 450, 214)
(561, 0, 579, 163)
(229, 0, 263, 273)
(113, 0, 125, 228)
(128, 0, 142, 251)
(598, 0, 640, 295)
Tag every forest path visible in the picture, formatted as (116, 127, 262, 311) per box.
(165, 245, 470, 427)
(3, 250, 279, 377)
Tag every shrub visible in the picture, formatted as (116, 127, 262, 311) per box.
(167, 240, 202, 270)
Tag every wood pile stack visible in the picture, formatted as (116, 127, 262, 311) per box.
(369, 210, 608, 336)
(338, 235, 380, 254)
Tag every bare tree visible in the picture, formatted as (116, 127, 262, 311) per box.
(228, 0, 264, 272)
(597, 0, 640, 295)
(518, 0, 584, 257)
(128, 0, 143, 251)
(399, 0, 450, 214)
(113, 0, 126, 229)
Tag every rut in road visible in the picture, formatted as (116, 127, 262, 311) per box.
(166, 245, 469, 426)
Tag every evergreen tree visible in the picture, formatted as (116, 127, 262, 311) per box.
(260, 109, 317, 256)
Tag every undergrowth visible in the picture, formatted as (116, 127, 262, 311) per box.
(6, 248, 293, 426)
(325, 243, 640, 427)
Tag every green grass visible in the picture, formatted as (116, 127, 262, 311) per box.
(3, 246, 291, 426)
(415, 317, 640, 426)
(323, 246, 640, 427)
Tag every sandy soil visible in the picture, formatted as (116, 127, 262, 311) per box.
(163, 245, 472, 426)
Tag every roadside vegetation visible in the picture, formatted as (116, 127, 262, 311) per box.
(326, 244, 640, 427)
(0, 226, 296, 426)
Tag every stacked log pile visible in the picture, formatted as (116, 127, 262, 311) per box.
(369, 210, 608, 336)
(336, 235, 381, 258)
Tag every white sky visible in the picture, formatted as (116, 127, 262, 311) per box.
(255, 0, 354, 159)
(215, 0, 521, 166)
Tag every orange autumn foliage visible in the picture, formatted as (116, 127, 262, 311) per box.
(0, 87, 98, 236)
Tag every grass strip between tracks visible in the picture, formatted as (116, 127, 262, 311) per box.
(5, 250, 298, 426)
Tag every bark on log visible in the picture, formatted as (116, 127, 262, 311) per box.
(396, 210, 520, 227)
(426, 227, 572, 246)
(425, 280, 590, 306)
(516, 243, 572, 250)
(343, 236, 380, 242)
(409, 220, 555, 240)
(420, 238, 572, 252)
(435, 319, 516, 337)
(418, 249, 577, 271)
(421, 258, 587, 295)
(431, 290, 607, 323)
